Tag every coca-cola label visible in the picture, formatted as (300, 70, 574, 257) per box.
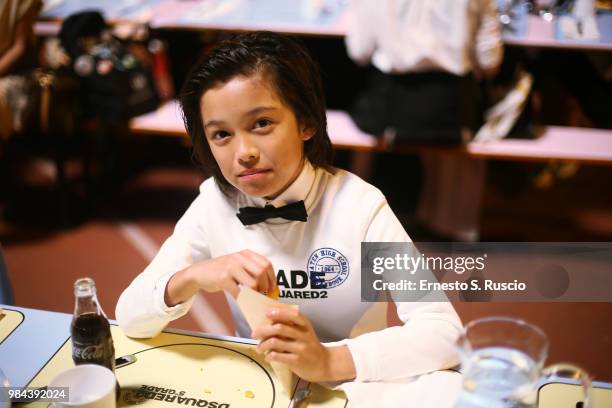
(72, 338, 114, 365)
(73, 342, 104, 360)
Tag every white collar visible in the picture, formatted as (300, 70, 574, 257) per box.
(236, 161, 317, 222)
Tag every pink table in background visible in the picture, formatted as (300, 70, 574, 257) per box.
(504, 14, 612, 51)
(128, 100, 377, 151)
(130, 101, 612, 165)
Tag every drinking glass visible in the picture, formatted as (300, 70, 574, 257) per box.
(455, 317, 592, 408)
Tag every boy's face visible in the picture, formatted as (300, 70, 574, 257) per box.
(200, 74, 314, 200)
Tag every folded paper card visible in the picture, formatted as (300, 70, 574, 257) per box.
(236, 285, 298, 395)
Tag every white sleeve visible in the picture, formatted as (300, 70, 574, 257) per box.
(344, 0, 377, 65)
(474, 0, 504, 70)
(115, 193, 211, 338)
(343, 202, 463, 381)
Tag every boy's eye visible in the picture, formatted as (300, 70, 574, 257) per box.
(212, 130, 230, 140)
(253, 119, 271, 129)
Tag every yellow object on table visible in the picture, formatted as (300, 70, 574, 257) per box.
(0, 308, 24, 344)
(24, 325, 347, 407)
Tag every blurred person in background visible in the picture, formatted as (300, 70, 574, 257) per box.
(346, 0, 503, 241)
(0, 0, 43, 140)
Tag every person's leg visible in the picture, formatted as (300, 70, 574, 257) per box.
(350, 150, 375, 181)
(348, 69, 391, 181)
(417, 153, 486, 242)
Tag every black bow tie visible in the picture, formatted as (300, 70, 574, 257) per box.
(236, 200, 308, 226)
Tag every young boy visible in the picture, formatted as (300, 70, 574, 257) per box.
(116, 31, 461, 384)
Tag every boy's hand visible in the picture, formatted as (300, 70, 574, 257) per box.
(187, 250, 276, 298)
(252, 308, 356, 383)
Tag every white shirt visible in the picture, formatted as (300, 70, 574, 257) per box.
(116, 162, 462, 382)
(345, 0, 503, 75)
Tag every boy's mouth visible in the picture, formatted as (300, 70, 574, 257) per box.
(238, 168, 270, 177)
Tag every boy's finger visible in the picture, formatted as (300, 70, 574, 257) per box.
(232, 268, 258, 290)
(226, 281, 240, 299)
(258, 337, 301, 354)
(241, 250, 276, 293)
(266, 308, 308, 328)
(252, 322, 303, 341)
(236, 253, 269, 293)
(265, 351, 298, 366)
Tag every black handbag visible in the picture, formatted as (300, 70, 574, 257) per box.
(59, 11, 159, 124)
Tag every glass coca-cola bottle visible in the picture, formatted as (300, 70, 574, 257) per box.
(71, 277, 115, 371)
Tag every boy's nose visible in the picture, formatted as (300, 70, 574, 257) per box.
(236, 133, 259, 163)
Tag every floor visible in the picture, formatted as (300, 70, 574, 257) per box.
(2, 137, 611, 381)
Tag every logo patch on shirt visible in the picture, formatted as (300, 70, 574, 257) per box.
(307, 247, 349, 289)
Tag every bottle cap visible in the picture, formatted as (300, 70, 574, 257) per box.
(74, 277, 96, 297)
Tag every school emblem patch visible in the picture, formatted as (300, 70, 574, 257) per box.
(307, 247, 349, 289)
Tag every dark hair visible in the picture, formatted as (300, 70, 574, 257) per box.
(179, 31, 333, 197)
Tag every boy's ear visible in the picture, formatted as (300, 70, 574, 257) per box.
(301, 126, 316, 141)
